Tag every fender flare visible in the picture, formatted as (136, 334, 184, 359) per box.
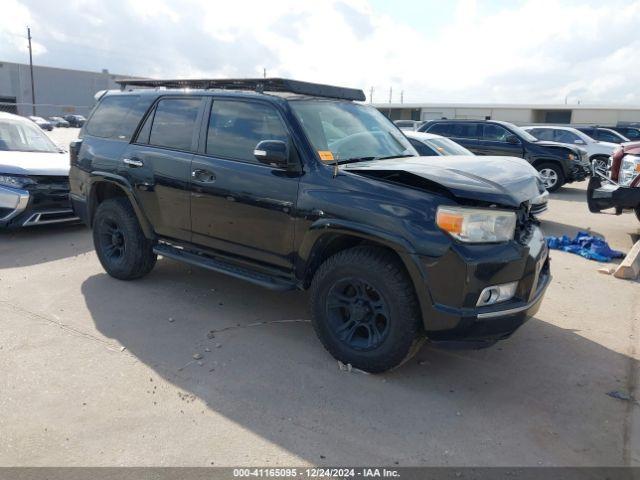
(296, 219, 433, 330)
(87, 173, 155, 239)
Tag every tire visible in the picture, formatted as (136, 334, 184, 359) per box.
(93, 197, 157, 280)
(309, 246, 424, 373)
(537, 162, 565, 192)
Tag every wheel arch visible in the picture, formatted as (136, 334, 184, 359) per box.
(88, 174, 154, 239)
(531, 157, 569, 176)
(296, 220, 430, 331)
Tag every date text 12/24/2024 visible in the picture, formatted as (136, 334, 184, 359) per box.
(233, 468, 400, 478)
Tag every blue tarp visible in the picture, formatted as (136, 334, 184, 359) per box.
(546, 231, 625, 262)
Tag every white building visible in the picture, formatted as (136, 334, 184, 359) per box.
(372, 102, 640, 126)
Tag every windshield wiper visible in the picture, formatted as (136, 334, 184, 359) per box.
(336, 156, 377, 165)
(337, 154, 414, 165)
(375, 154, 415, 160)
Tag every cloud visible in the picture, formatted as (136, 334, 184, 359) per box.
(3, 0, 640, 104)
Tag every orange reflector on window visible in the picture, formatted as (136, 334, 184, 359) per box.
(318, 151, 335, 162)
(436, 211, 464, 234)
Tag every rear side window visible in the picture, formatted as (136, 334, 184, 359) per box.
(147, 98, 202, 151)
(624, 129, 640, 139)
(449, 123, 478, 138)
(426, 123, 451, 136)
(206, 100, 288, 163)
(85, 95, 149, 141)
(597, 129, 623, 143)
(530, 128, 554, 141)
(554, 129, 579, 143)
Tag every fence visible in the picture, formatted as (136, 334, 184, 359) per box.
(0, 102, 92, 119)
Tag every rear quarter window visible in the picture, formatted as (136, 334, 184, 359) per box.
(85, 95, 152, 141)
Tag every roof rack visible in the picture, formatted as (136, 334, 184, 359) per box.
(115, 77, 366, 102)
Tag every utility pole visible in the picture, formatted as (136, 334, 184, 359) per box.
(400, 90, 404, 104)
(27, 26, 36, 116)
(389, 86, 392, 104)
(263, 67, 266, 79)
(369, 86, 374, 103)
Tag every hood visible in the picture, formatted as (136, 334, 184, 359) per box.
(342, 155, 543, 208)
(621, 141, 640, 156)
(534, 140, 579, 153)
(0, 151, 70, 176)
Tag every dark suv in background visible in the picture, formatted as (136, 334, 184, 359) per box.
(418, 119, 589, 191)
(70, 78, 550, 373)
(575, 126, 629, 144)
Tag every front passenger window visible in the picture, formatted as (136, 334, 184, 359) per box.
(483, 124, 510, 142)
(206, 100, 288, 163)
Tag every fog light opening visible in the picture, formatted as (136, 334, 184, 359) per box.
(476, 282, 518, 307)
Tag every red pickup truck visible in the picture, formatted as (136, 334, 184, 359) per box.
(587, 142, 640, 222)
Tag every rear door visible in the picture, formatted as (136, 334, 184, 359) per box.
(447, 123, 480, 153)
(476, 123, 524, 157)
(124, 96, 206, 241)
(189, 97, 301, 270)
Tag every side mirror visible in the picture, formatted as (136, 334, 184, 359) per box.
(506, 134, 520, 144)
(253, 140, 292, 169)
(574, 139, 585, 145)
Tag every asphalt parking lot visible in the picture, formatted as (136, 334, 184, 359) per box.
(0, 128, 638, 466)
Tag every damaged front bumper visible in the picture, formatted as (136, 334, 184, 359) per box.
(411, 223, 551, 348)
(587, 175, 640, 214)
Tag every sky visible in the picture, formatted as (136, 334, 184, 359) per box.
(1, 0, 639, 105)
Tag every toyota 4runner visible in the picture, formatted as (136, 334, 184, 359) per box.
(70, 78, 551, 373)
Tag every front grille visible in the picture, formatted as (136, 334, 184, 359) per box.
(25, 176, 71, 210)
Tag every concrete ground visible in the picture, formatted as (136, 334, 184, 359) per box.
(1, 131, 639, 466)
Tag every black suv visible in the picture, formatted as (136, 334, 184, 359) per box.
(70, 78, 550, 373)
(419, 120, 590, 191)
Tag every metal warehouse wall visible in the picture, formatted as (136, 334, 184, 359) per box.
(376, 104, 640, 126)
(0, 61, 131, 117)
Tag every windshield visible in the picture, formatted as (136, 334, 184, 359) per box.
(426, 137, 473, 155)
(290, 100, 416, 163)
(502, 122, 539, 142)
(0, 119, 60, 153)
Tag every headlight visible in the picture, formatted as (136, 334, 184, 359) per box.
(436, 206, 517, 243)
(0, 175, 36, 189)
(620, 155, 640, 186)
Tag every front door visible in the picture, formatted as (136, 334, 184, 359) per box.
(190, 98, 300, 270)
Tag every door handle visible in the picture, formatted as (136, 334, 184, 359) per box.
(123, 157, 144, 167)
(192, 169, 216, 183)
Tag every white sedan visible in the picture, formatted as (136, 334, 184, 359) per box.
(0, 112, 78, 228)
(403, 131, 474, 156)
(522, 125, 617, 171)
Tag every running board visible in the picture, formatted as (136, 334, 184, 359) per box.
(153, 243, 296, 291)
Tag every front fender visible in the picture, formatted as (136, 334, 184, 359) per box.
(88, 173, 155, 239)
(296, 219, 434, 331)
